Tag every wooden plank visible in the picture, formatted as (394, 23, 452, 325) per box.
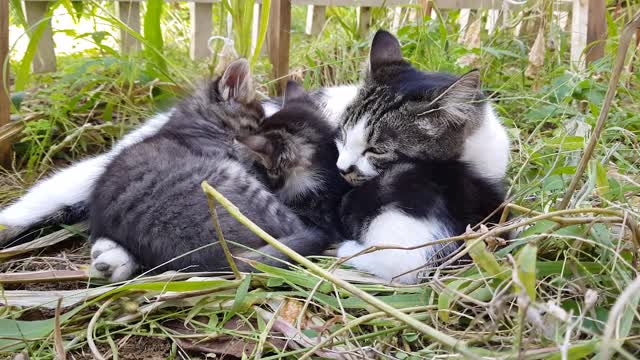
(117, 1, 141, 54)
(391, 7, 402, 31)
(0, 0, 11, 166)
(267, 0, 291, 95)
(457, 8, 471, 42)
(485, 8, 498, 35)
(289, 0, 501, 8)
(24, 1, 56, 73)
(419, 0, 432, 19)
(586, 0, 606, 64)
(0, 270, 88, 284)
(306, 5, 326, 35)
(190, 2, 213, 60)
(571, 0, 588, 69)
(358, 6, 371, 38)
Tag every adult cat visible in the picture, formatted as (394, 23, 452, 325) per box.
(334, 30, 508, 283)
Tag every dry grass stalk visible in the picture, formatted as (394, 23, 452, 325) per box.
(201, 180, 481, 358)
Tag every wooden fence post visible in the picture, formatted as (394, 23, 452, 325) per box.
(306, 5, 326, 35)
(116, 1, 141, 54)
(0, 0, 10, 167)
(420, 0, 432, 20)
(24, 1, 56, 73)
(190, 2, 213, 60)
(570, 0, 588, 69)
(586, 0, 606, 64)
(268, 0, 291, 95)
(358, 7, 371, 38)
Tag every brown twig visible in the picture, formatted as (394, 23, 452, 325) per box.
(558, 11, 640, 210)
(54, 298, 66, 360)
(87, 298, 114, 360)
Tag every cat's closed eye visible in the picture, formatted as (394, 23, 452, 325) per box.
(363, 147, 385, 155)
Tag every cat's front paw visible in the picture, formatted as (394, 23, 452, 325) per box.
(90, 238, 138, 282)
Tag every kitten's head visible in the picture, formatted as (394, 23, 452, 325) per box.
(335, 30, 485, 185)
(239, 81, 336, 196)
(206, 58, 265, 136)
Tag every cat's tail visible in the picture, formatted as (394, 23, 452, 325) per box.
(0, 202, 89, 247)
(235, 227, 333, 271)
(0, 154, 111, 247)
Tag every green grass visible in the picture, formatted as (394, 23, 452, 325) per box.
(1, 2, 640, 359)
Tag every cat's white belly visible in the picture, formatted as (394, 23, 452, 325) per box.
(337, 207, 451, 284)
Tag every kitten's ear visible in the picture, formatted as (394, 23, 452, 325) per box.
(219, 58, 254, 104)
(283, 80, 306, 105)
(238, 135, 273, 167)
(439, 70, 481, 103)
(369, 30, 403, 71)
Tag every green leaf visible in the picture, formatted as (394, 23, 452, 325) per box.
(266, 277, 285, 287)
(0, 306, 84, 351)
(16, 4, 54, 91)
(437, 279, 467, 322)
(230, 275, 252, 314)
(9, 0, 27, 28)
(544, 340, 598, 360)
(143, 0, 166, 74)
(402, 332, 419, 343)
(251, 0, 270, 67)
(515, 243, 537, 301)
(251, 262, 332, 293)
(466, 239, 507, 279)
(594, 161, 610, 196)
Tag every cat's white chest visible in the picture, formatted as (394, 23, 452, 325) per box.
(337, 207, 451, 284)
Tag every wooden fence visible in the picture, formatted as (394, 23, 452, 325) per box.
(0, 0, 622, 166)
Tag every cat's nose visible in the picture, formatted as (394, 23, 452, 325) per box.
(339, 165, 356, 176)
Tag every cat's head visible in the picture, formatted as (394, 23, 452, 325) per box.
(239, 81, 336, 197)
(335, 30, 486, 185)
(206, 58, 265, 136)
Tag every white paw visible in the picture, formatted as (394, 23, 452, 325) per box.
(90, 238, 138, 282)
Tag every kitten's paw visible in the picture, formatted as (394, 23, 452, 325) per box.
(90, 238, 138, 282)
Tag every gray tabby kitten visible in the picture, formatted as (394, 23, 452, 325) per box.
(89, 59, 325, 282)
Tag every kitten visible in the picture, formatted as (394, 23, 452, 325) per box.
(88, 60, 327, 282)
(240, 81, 351, 244)
(334, 30, 509, 284)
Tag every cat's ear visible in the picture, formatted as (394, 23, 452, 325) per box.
(283, 80, 306, 105)
(238, 135, 273, 168)
(369, 30, 403, 71)
(440, 70, 481, 101)
(413, 70, 482, 125)
(219, 58, 254, 104)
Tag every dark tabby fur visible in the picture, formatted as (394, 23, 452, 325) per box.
(240, 81, 352, 244)
(89, 60, 323, 274)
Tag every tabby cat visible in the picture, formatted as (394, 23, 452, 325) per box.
(334, 30, 509, 283)
(89, 61, 335, 281)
